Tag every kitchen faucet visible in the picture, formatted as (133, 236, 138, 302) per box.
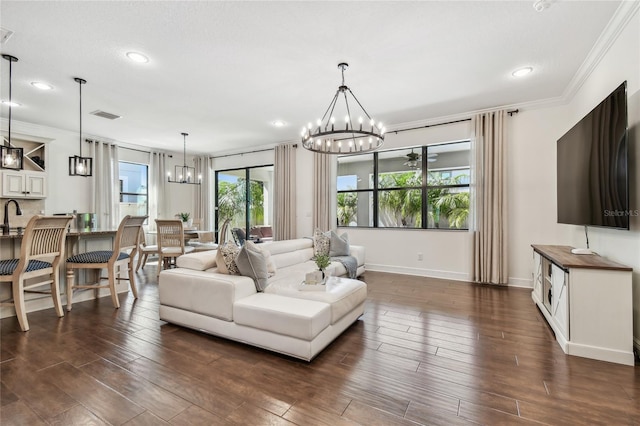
(2, 199, 23, 235)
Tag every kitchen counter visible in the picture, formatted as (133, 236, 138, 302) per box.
(0, 227, 125, 321)
(0, 228, 118, 239)
(1, 228, 119, 260)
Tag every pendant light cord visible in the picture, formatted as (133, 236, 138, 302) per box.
(2, 55, 18, 147)
(8, 58, 12, 146)
(183, 133, 187, 168)
(73, 77, 87, 158)
(79, 80, 82, 157)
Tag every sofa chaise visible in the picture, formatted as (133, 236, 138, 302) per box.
(158, 238, 366, 360)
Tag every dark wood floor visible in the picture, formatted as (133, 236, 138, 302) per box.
(1, 268, 638, 425)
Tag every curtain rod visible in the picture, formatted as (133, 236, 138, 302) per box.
(210, 143, 297, 160)
(389, 109, 519, 135)
(85, 138, 173, 158)
(389, 118, 471, 135)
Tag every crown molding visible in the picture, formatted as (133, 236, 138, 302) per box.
(386, 2, 640, 131)
(562, 1, 640, 102)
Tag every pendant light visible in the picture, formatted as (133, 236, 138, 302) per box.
(167, 132, 201, 185)
(69, 77, 92, 176)
(301, 62, 385, 155)
(1, 54, 24, 170)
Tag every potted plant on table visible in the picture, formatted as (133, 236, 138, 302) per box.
(314, 253, 331, 282)
(176, 212, 192, 227)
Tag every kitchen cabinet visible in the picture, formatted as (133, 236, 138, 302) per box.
(531, 245, 633, 366)
(1, 170, 46, 198)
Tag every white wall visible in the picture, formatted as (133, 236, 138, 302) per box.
(508, 9, 640, 343)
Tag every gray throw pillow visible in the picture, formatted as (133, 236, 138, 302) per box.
(236, 241, 269, 291)
(329, 231, 350, 257)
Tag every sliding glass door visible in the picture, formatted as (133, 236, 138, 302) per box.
(215, 165, 273, 244)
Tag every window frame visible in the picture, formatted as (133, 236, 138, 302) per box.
(118, 161, 149, 220)
(336, 140, 470, 230)
(214, 163, 274, 242)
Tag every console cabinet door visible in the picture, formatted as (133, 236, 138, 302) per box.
(551, 264, 569, 339)
(532, 252, 543, 303)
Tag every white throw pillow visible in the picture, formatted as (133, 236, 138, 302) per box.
(263, 249, 277, 276)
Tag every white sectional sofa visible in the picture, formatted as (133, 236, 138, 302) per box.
(158, 238, 366, 361)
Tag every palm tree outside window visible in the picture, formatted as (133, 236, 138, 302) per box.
(336, 141, 470, 229)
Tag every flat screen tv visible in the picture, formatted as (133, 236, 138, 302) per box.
(557, 81, 629, 230)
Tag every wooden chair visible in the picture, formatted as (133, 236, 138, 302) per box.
(0, 215, 73, 331)
(135, 228, 159, 272)
(155, 219, 194, 276)
(66, 215, 147, 310)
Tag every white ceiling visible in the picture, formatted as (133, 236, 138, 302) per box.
(0, 1, 623, 155)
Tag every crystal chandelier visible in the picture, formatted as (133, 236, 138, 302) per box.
(301, 63, 385, 155)
(167, 132, 201, 185)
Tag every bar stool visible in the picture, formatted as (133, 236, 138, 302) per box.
(65, 215, 147, 310)
(155, 219, 194, 276)
(0, 215, 73, 331)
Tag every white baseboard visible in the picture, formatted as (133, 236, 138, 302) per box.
(364, 263, 471, 282)
(508, 277, 533, 288)
(364, 263, 535, 289)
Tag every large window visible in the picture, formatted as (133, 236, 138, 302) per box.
(336, 141, 470, 229)
(215, 165, 273, 242)
(119, 162, 148, 222)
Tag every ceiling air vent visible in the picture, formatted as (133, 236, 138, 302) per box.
(1, 27, 14, 44)
(90, 110, 122, 120)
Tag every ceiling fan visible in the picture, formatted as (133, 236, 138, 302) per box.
(403, 149, 437, 169)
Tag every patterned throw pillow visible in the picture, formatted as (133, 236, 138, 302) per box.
(313, 228, 330, 257)
(215, 242, 240, 275)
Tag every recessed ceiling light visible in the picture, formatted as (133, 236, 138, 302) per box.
(126, 51, 149, 63)
(512, 67, 533, 78)
(2, 100, 20, 107)
(533, 0, 551, 12)
(31, 81, 53, 90)
(272, 120, 286, 127)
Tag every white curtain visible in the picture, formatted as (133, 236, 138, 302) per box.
(194, 156, 213, 230)
(90, 141, 120, 229)
(274, 144, 297, 240)
(148, 151, 168, 231)
(313, 152, 332, 231)
(471, 110, 508, 285)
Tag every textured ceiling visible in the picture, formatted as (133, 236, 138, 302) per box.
(0, 1, 622, 154)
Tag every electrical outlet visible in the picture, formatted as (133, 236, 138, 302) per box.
(417, 252, 423, 261)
